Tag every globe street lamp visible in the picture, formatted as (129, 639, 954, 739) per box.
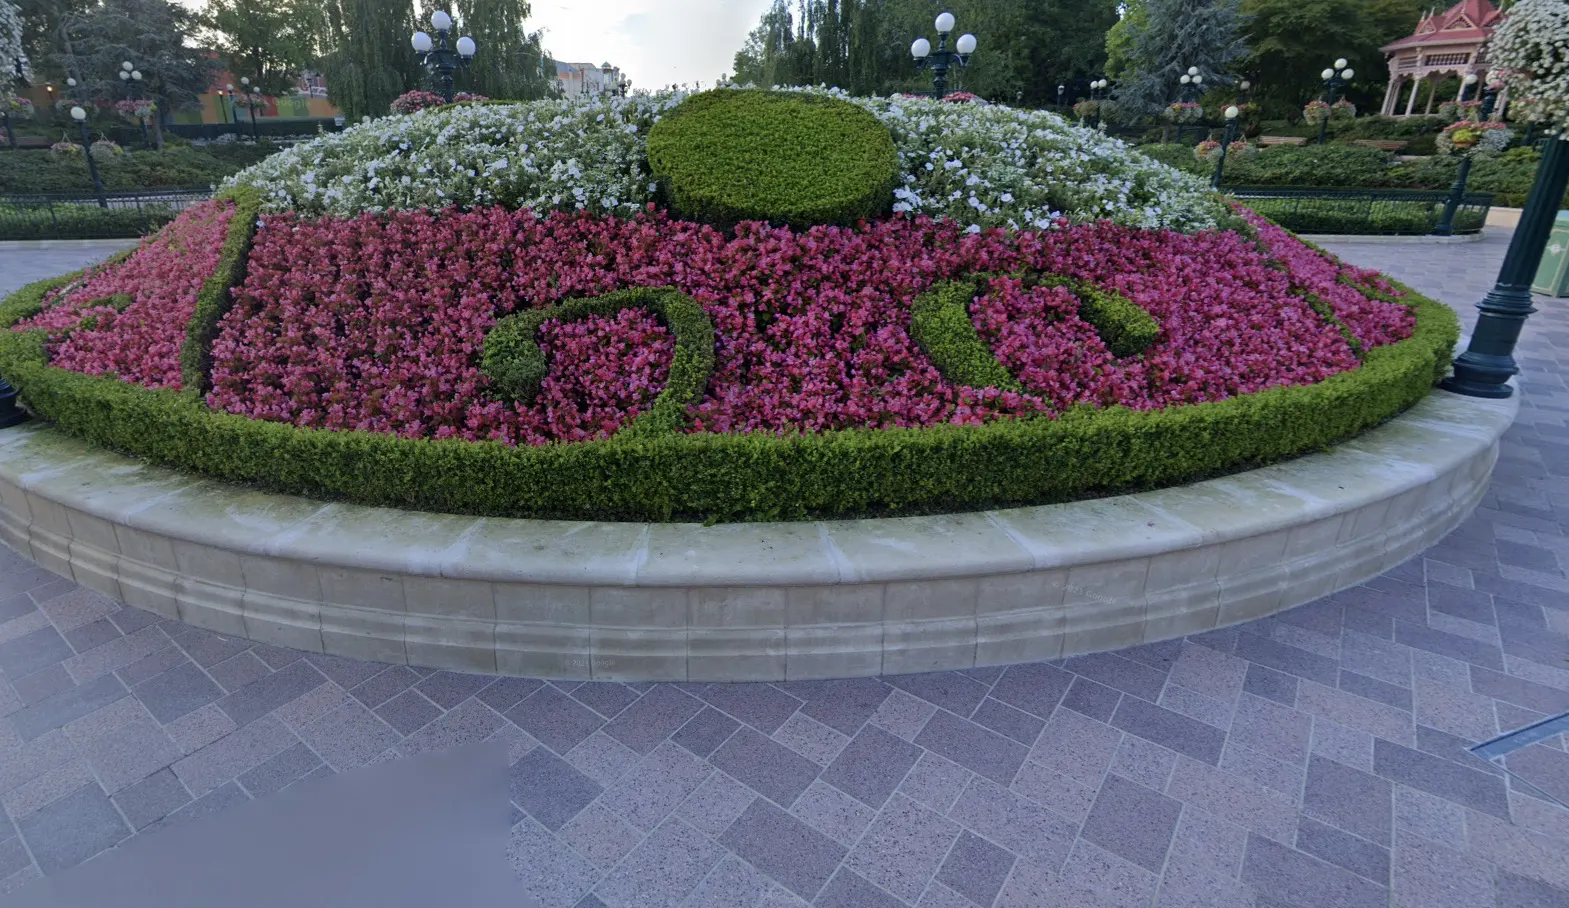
(70, 105, 108, 209)
(1212, 104, 1241, 189)
(119, 62, 150, 148)
(1177, 66, 1204, 141)
(1317, 58, 1354, 145)
(1089, 77, 1109, 129)
(240, 75, 260, 142)
(1435, 81, 1500, 237)
(412, 10, 477, 104)
(909, 12, 975, 100)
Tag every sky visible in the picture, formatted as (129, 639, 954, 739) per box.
(173, 0, 774, 90)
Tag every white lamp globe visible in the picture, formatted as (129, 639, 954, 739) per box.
(1225, 105, 1239, 119)
(122, 61, 133, 71)
(1240, 79, 1251, 91)
(934, 12, 955, 34)
(1187, 66, 1199, 76)
(241, 76, 250, 86)
(1341, 68, 1353, 80)
(955, 33, 976, 55)
(70, 105, 85, 121)
(119, 70, 129, 80)
(67, 77, 76, 87)
(431, 10, 453, 31)
(1180, 74, 1191, 84)
(226, 83, 234, 90)
(1321, 68, 1335, 80)
(1193, 74, 1203, 84)
(412, 31, 433, 52)
(1334, 57, 1348, 70)
(910, 37, 931, 59)
(132, 71, 142, 81)
(456, 35, 476, 57)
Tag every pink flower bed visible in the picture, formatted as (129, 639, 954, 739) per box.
(21, 204, 1416, 445)
(18, 201, 233, 389)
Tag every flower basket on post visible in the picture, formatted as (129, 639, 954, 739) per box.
(1331, 99, 1356, 120)
(1163, 101, 1203, 124)
(1437, 120, 1512, 155)
(1301, 100, 1331, 124)
(1072, 99, 1099, 123)
(1193, 139, 1222, 162)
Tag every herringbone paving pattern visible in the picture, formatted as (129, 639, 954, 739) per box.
(0, 233, 1565, 907)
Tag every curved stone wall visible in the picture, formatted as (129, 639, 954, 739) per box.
(0, 389, 1515, 681)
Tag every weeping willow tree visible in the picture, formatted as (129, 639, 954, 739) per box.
(452, 0, 555, 100)
(307, 0, 418, 121)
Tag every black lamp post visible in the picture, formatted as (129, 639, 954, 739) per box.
(411, 10, 477, 104)
(1317, 58, 1354, 145)
(1089, 77, 1109, 129)
(118, 61, 150, 148)
(1212, 104, 1241, 189)
(1057, 83, 1065, 109)
(1442, 136, 1569, 399)
(1176, 66, 1204, 143)
(909, 12, 976, 100)
(240, 76, 260, 141)
(1435, 75, 1495, 237)
(69, 105, 108, 209)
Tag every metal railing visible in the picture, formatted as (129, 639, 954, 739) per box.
(1225, 186, 1493, 236)
(0, 187, 213, 240)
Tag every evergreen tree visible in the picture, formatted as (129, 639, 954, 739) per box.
(1111, 0, 1248, 120)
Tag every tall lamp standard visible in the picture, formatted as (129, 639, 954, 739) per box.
(411, 10, 477, 104)
(1444, 134, 1569, 398)
(1057, 84, 1066, 109)
(909, 12, 976, 100)
(1089, 78, 1109, 129)
(240, 76, 260, 142)
(1434, 77, 1497, 237)
(118, 61, 149, 148)
(224, 83, 236, 133)
(1177, 66, 1204, 142)
(1317, 58, 1354, 145)
(69, 105, 108, 209)
(1211, 104, 1241, 189)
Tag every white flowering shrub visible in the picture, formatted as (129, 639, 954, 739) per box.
(1488, 0, 1569, 136)
(0, 1, 27, 110)
(228, 87, 1222, 233)
(227, 95, 677, 218)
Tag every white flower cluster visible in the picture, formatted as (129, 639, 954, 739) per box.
(845, 93, 1221, 233)
(228, 87, 1222, 233)
(1488, 0, 1569, 136)
(226, 94, 684, 218)
(0, 1, 28, 108)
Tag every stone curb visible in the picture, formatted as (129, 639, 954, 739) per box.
(0, 388, 1516, 681)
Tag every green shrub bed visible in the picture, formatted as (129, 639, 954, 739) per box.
(0, 202, 180, 240)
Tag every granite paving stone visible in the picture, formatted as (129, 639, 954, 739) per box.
(820, 725, 921, 808)
(2, 229, 1567, 908)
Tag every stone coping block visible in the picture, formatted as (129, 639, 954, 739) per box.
(0, 388, 1515, 681)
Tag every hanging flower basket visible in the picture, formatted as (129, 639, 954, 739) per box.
(1228, 139, 1258, 159)
(1163, 101, 1203, 123)
(49, 139, 81, 157)
(1436, 119, 1513, 155)
(4, 97, 32, 119)
(1486, 0, 1569, 135)
(1072, 99, 1099, 120)
(114, 99, 157, 122)
(1437, 100, 1462, 121)
(1331, 99, 1356, 120)
(390, 90, 491, 114)
(942, 91, 981, 103)
(89, 138, 124, 161)
(1193, 139, 1222, 162)
(1506, 97, 1545, 123)
(1301, 100, 1331, 124)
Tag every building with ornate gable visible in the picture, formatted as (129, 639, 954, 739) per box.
(1379, 0, 1503, 116)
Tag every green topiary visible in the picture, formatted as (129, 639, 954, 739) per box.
(646, 89, 900, 228)
(180, 186, 263, 396)
(910, 279, 1023, 392)
(1037, 275, 1161, 359)
(481, 287, 716, 438)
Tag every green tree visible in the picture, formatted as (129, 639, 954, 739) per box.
(1105, 0, 1145, 79)
(1110, 0, 1248, 121)
(452, 0, 554, 100)
(1240, 0, 1421, 117)
(306, 0, 418, 121)
(203, 0, 314, 97)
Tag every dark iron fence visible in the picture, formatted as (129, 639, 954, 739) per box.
(0, 187, 213, 240)
(1224, 187, 1493, 236)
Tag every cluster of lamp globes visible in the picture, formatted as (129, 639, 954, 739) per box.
(1323, 58, 1355, 82)
(411, 11, 477, 60)
(64, 62, 146, 122)
(909, 12, 977, 61)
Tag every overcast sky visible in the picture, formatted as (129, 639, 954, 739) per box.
(175, 0, 773, 90)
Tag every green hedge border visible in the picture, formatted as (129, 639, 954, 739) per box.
(481, 287, 716, 438)
(0, 220, 1459, 523)
(180, 188, 262, 394)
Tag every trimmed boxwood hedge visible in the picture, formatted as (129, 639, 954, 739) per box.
(481, 287, 716, 438)
(646, 89, 901, 229)
(0, 236, 1458, 521)
(180, 188, 262, 394)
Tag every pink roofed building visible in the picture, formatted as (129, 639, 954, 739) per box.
(1379, 0, 1504, 116)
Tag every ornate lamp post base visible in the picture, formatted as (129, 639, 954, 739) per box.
(1443, 137, 1569, 399)
(0, 377, 29, 428)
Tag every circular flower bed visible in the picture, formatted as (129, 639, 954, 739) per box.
(0, 88, 1457, 522)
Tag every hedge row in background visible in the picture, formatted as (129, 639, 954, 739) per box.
(647, 90, 901, 229)
(0, 145, 277, 195)
(0, 250, 1458, 522)
(1141, 143, 1557, 209)
(481, 287, 716, 438)
(0, 202, 180, 241)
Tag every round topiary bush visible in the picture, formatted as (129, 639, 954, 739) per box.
(646, 89, 901, 228)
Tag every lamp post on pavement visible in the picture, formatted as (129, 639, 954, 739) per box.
(1317, 58, 1354, 145)
(1212, 104, 1240, 189)
(1434, 78, 1498, 237)
(69, 105, 108, 209)
(411, 10, 478, 103)
(909, 12, 976, 100)
(239, 76, 260, 141)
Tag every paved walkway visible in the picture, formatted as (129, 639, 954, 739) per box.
(0, 233, 1566, 908)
